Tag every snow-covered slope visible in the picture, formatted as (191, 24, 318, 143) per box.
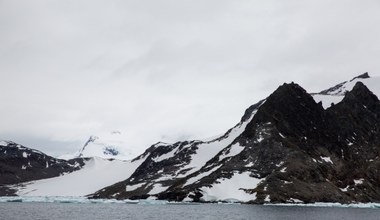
(90, 100, 266, 200)
(14, 156, 145, 196)
(60, 131, 134, 160)
(312, 73, 380, 108)
(92, 74, 380, 204)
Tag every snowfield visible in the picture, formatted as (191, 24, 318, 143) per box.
(200, 172, 263, 202)
(15, 157, 144, 196)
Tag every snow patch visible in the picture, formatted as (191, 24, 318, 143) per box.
(149, 183, 169, 195)
(152, 148, 176, 162)
(264, 195, 271, 202)
(256, 136, 264, 143)
(184, 165, 222, 186)
(312, 95, 344, 109)
(254, 123, 272, 144)
(275, 161, 284, 167)
(245, 161, 255, 167)
(200, 172, 263, 202)
(219, 143, 245, 161)
(354, 179, 364, 185)
(183, 196, 192, 202)
(320, 156, 333, 164)
(287, 198, 304, 203)
(126, 183, 145, 192)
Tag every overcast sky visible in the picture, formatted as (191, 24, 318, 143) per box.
(1, 0, 380, 157)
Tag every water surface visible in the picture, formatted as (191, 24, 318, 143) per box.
(0, 202, 379, 220)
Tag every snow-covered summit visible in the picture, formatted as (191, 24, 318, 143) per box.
(312, 73, 380, 109)
(60, 131, 134, 161)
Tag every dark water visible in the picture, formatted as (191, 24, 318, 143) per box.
(0, 203, 379, 220)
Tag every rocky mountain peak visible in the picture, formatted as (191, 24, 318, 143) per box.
(263, 82, 319, 110)
(326, 81, 380, 149)
(342, 81, 379, 108)
(245, 82, 325, 139)
(350, 72, 370, 81)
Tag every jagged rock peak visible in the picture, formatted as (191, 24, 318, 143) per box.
(274, 82, 307, 95)
(244, 82, 326, 140)
(342, 81, 379, 105)
(350, 72, 370, 82)
(256, 82, 321, 114)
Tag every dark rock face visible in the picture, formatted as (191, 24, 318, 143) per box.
(103, 147, 119, 156)
(0, 141, 85, 196)
(351, 72, 370, 81)
(91, 80, 380, 204)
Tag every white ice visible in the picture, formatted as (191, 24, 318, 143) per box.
(15, 157, 144, 196)
(200, 171, 263, 202)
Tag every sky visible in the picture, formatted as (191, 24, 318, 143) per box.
(1, 0, 380, 157)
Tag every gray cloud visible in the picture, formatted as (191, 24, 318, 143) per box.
(1, 0, 380, 156)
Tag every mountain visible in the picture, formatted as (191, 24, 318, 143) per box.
(311, 72, 380, 108)
(59, 131, 134, 161)
(3, 73, 380, 204)
(90, 73, 380, 204)
(0, 141, 85, 196)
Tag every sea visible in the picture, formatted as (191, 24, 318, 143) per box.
(0, 202, 379, 220)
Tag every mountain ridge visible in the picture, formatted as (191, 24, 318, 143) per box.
(90, 74, 380, 204)
(2, 73, 380, 204)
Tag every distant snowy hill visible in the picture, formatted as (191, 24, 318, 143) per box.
(60, 131, 134, 161)
(311, 72, 380, 108)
